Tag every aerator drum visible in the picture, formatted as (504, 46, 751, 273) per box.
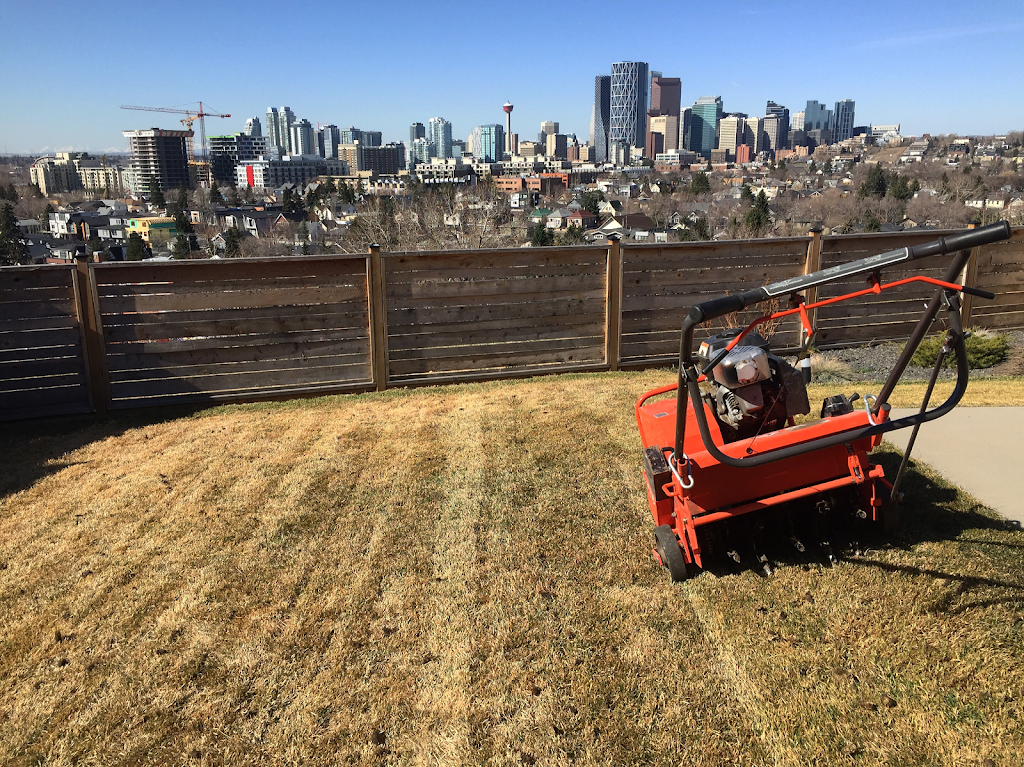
(635, 222, 1012, 580)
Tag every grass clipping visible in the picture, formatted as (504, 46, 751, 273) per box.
(1, 370, 1023, 766)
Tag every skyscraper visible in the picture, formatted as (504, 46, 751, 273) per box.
(718, 115, 745, 159)
(318, 125, 340, 159)
(610, 61, 649, 149)
(428, 117, 452, 159)
(647, 70, 662, 112)
(340, 127, 382, 146)
(591, 75, 611, 163)
(804, 101, 832, 132)
(410, 137, 434, 166)
(243, 116, 262, 138)
(471, 124, 504, 163)
(679, 106, 691, 153)
(290, 120, 315, 156)
(689, 96, 723, 158)
(646, 76, 681, 154)
(265, 107, 295, 153)
(833, 99, 856, 142)
(765, 101, 790, 150)
(410, 122, 425, 144)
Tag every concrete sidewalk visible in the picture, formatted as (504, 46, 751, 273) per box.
(885, 407, 1024, 525)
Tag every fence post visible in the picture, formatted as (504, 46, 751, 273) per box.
(605, 235, 622, 371)
(73, 253, 109, 414)
(960, 220, 981, 327)
(801, 225, 824, 347)
(367, 244, 389, 391)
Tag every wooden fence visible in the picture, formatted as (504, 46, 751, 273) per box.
(2, 227, 1022, 421)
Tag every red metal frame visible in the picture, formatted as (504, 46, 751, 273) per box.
(634, 274, 926, 570)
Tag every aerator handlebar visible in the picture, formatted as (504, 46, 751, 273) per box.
(673, 221, 1012, 470)
(683, 221, 1010, 333)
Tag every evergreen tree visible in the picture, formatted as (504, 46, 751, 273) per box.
(690, 171, 711, 195)
(87, 235, 103, 256)
(740, 184, 754, 203)
(298, 221, 310, 255)
(530, 222, 554, 246)
(172, 235, 190, 258)
(859, 165, 888, 198)
(3, 184, 18, 202)
(209, 185, 224, 205)
(582, 190, 605, 216)
(689, 216, 711, 241)
(126, 232, 146, 261)
(323, 177, 337, 196)
(150, 184, 165, 208)
(229, 184, 243, 206)
(0, 203, 23, 265)
(744, 191, 771, 235)
(224, 225, 242, 257)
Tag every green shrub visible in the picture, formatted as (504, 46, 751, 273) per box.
(911, 329, 1009, 369)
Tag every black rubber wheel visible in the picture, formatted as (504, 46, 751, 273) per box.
(653, 524, 688, 582)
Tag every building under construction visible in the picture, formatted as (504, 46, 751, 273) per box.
(122, 128, 193, 199)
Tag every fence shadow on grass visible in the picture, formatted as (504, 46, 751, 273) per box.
(0, 404, 212, 501)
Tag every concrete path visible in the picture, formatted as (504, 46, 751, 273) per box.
(884, 407, 1024, 525)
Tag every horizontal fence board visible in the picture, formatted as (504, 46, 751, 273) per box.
(96, 273, 367, 298)
(1, 385, 91, 414)
(385, 274, 604, 301)
(383, 287, 605, 312)
(385, 263, 606, 282)
(384, 247, 604, 273)
(109, 353, 370, 383)
(622, 252, 807, 272)
(0, 285, 77, 304)
(623, 264, 802, 288)
(106, 381, 374, 410)
(388, 322, 606, 352)
(0, 344, 83, 364)
(0, 325, 82, 349)
(388, 346, 605, 377)
(107, 337, 370, 372)
(0, 297, 79, 322)
(109, 363, 371, 401)
(99, 283, 366, 315)
(389, 335, 603, 362)
(0, 315, 80, 334)
(1, 371, 88, 394)
(0, 356, 86, 380)
(106, 328, 369, 358)
(101, 306, 369, 344)
(0, 266, 77, 293)
(92, 256, 367, 286)
(387, 297, 601, 327)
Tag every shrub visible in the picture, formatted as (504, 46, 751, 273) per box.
(911, 329, 1009, 369)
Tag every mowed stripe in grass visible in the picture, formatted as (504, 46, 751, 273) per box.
(0, 369, 1021, 766)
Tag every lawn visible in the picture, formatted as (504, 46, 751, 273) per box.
(1, 370, 1022, 766)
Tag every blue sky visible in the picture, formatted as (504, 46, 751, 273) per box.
(1, 0, 1022, 154)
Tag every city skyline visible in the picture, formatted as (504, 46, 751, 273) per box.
(1, 0, 1022, 154)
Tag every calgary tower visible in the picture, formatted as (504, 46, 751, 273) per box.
(503, 101, 513, 155)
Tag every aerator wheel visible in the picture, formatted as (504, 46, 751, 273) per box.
(653, 524, 688, 583)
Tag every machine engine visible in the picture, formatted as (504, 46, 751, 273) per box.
(696, 329, 810, 443)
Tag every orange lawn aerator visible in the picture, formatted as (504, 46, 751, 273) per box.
(636, 221, 1012, 581)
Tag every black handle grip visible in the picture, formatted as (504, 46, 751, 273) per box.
(961, 285, 996, 300)
(688, 288, 765, 323)
(908, 221, 1011, 260)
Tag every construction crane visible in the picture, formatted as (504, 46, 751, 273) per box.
(120, 102, 231, 184)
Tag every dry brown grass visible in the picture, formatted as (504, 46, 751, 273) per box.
(1, 370, 1023, 766)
